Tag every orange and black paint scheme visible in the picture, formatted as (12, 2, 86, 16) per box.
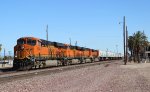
(13, 37, 99, 70)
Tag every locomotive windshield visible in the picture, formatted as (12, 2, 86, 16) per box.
(17, 39, 26, 45)
(27, 39, 36, 46)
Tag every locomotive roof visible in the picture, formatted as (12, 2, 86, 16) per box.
(18, 37, 40, 40)
(40, 39, 54, 45)
(40, 39, 67, 47)
(40, 39, 98, 51)
(18, 37, 98, 51)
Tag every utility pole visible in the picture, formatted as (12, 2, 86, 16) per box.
(106, 48, 108, 60)
(75, 41, 77, 46)
(116, 45, 118, 59)
(126, 26, 128, 64)
(46, 25, 48, 41)
(8, 51, 11, 62)
(69, 38, 71, 46)
(0, 44, 2, 60)
(123, 16, 126, 65)
(4, 48, 5, 62)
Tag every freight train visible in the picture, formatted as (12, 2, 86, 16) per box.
(13, 37, 122, 70)
(13, 37, 99, 70)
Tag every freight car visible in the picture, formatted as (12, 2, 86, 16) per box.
(13, 37, 99, 70)
(99, 50, 122, 61)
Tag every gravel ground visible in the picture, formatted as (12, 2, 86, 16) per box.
(0, 61, 150, 92)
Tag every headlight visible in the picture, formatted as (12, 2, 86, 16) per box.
(21, 46, 24, 50)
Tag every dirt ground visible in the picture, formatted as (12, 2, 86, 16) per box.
(0, 60, 150, 92)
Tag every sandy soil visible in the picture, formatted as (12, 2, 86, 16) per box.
(0, 61, 150, 92)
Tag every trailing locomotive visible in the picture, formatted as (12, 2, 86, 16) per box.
(13, 37, 99, 70)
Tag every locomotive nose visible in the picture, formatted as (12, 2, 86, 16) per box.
(21, 46, 24, 50)
(16, 45, 31, 59)
(18, 45, 25, 51)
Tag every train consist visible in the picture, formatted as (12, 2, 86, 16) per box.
(13, 37, 122, 70)
(13, 37, 99, 70)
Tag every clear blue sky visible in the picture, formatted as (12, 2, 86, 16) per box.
(0, 0, 150, 56)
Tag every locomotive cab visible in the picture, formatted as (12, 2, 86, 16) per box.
(14, 37, 40, 59)
(13, 37, 41, 70)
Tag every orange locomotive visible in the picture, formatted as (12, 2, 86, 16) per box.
(13, 37, 99, 70)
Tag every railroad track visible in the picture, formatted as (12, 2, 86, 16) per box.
(0, 60, 118, 84)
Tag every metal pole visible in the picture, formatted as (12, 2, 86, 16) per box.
(106, 48, 108, 60)
(3, 48, 5, 67)
(69, 38, 71, 46)
(4, 48, 5, 62)
(75, 41, 77, 46)
(116, 45, 118, 59)
(0, 44, 2, 60)
(123, 16, 126, 64)
(126, 26, 128, 64)
(8, 51, 11, 62)
(46, 25, 48, 41)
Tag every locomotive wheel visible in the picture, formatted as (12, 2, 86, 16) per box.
(80, 59, 85, 64)
(42, 61, 46, 68)
(62, 61, 65, 66)
(26, 65, 32, 70)
(62, 61, 67, 66)
(57, 60, 62, 66)
(22, 62, 26, 70)
(20, 62, 24, 70)
(26, 60, 33, 70)
(91, 58, 94, 63)
(66, 61, 69, 66)
(34, 65, 37, 69)
(39, 65, 41, 69)
(68, 60, 71, 65)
